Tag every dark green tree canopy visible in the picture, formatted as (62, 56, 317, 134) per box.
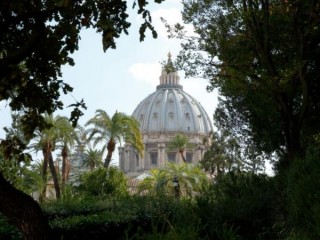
(0, 1, 165, 239)
(171, 0, 320, 165)
(0, 0, 164, 138)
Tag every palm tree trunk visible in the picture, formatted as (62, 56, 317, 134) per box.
(61, 145, 69, 188)
(104, 151, 113, 169)
(0, 173, 50, 240)
(104, 139, 115, 169)
(40, 148, 48, 202)
(179, 151, 186, 163)
(47, 150, 61, 199)
(90, 162, 95, 171)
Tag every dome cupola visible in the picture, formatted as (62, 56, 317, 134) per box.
(132, 53, 213, 135)
(158, 52, 182, 90)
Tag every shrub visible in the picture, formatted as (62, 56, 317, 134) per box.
(195, 172, 277, 240)
(0, 213, 21, 240)
(41, 194, 181, 239)
(76, 167, 128, 197)
(286, 145, 320, 239)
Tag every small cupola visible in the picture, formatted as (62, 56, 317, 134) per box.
(157, 52, 182, 90)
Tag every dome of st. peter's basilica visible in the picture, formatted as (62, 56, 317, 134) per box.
(119, 54, 213, 176)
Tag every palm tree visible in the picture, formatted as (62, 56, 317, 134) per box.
(31, 113, 74, 199)
(167, 133, 194, 163)
(138, 162, 208, 198)
(55, 117, 76, 187)
(82, 147, 103, 171)
(74, 125, 89, 154)
(85, 110, 144, 169)
(164, 162, 208, 197)
(137, 168, 169, 196)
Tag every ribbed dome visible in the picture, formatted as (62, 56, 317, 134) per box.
(132, 53, 213, 135)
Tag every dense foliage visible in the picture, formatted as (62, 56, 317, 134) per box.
(1, 0, 320, 239)
(170, 0, 320, 168)
(0, 0, 165, 238)
(285, 145, 320, 238)
(2, 169, 318, 240)
(77, 167, 128, 197)
(0, 0, 164, 135)
(138, 162, 209, 198)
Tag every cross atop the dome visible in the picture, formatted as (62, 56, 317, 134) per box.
(165, 52, 175, 73)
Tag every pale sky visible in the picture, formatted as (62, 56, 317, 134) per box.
(0, 0, 219, 165)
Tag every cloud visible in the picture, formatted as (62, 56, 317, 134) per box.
(183, 78, 218, 117)
(151, 8, 182, 39)
(128, 62, 161, 86)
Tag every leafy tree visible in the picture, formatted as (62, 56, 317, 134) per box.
(167, 133, 194, 163)
(201, 129, 243, 175)
(0, 116, 48, 199)
(77, 166, 128, 197)
(23, 160, 48, 199)
(85, 110, 144, 169)
(241, 142, 267, 174)
(286, 145, 320, 238)
(0, 147, 26, 191)
(0, 0, 164, 135)
(0, 0, 165, 238)
(195, 172, 277, 239)
(169, 0, 320, 168)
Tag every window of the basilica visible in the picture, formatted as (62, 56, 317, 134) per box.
(186, 152, 193, 163)
(136, 153, 139, 167)
(150, 152, 158, 165)
(167, 152, 176, 162)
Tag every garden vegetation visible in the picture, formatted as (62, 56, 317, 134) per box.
(1, 0, 320, 239)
